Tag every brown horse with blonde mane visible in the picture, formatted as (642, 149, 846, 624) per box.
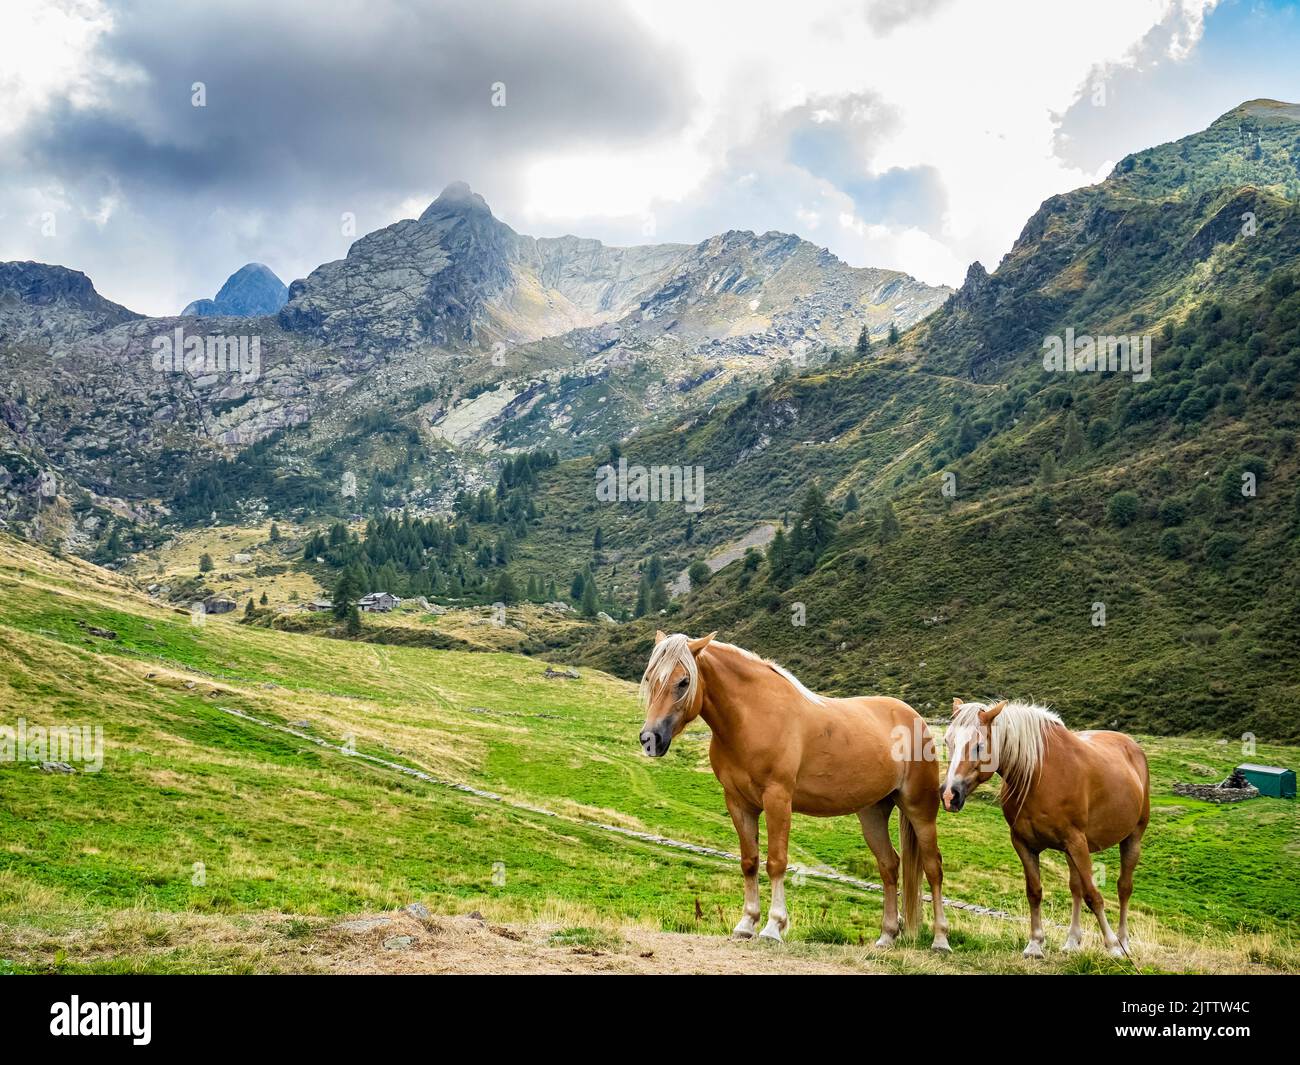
(942, 698, 1150, 958)
(639, 631, 949, 950)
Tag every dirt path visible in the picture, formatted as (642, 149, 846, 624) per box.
(672, 522, 778, 595)
(6, 906, 1277, 974)
(317, 911, 882, 974)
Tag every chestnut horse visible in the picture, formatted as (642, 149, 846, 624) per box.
(942, 698, 1150, 958)
(639, 631, 948, 950)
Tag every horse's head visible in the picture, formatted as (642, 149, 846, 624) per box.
(638, 630, 716, 757)
(942, 697, 1006, 812)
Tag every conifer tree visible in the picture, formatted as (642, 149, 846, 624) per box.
(878, 500, 901, 543)
(855, 326, 871, 357)
(581, 578, 599, 617)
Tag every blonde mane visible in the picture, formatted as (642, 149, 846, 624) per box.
(640, 634, 701, 708)
(640, 636, 825, 708)
(951, 700, 1063, 801)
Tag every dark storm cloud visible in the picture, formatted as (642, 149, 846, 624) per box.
(23, 0, 689, 200)
(2, 0, 692, 311)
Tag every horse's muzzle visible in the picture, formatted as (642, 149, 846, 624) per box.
(640, 721, 674, 757)
(942, 783, 966, 813)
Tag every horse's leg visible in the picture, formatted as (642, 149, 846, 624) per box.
(1062, 862, 1084, 951)
(1116, 831, 1142, 951)
(911, 817, 949, 952)
(1010, 834, 1045, 958)
(759, 788, 792, 943)
(1063, 833, 1122, 957)
(725, 792, 761, 939)
(857, 799, 901, 947)
(896, 787, 948, 951)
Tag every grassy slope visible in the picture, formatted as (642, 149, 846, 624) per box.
(0, 535, 1294, 973)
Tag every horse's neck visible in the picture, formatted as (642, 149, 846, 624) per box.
(697, 647, 792, 745)
(697, 650, 741, 741)
(998, 719, 1071, 803)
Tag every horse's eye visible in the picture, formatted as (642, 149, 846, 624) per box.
(676, 677, 689, 691)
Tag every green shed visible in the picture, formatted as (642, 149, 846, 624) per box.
(1237, 764, 1296, 799)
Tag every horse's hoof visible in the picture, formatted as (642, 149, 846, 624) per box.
(1022, 941, 1045, 959)
(1107, 944, 1126, 959)
(758, 922, 784, 944)
(931, 938, 951, 954)
(1061, 937, 1082, 953)
(874, 934, 896, 948)
(732, 927, 755, 941)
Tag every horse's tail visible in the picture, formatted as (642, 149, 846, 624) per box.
(899, 810, 922, 935)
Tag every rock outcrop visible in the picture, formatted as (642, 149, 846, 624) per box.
(0, 262, 140, 345)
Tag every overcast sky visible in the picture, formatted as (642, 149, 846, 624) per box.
(2, 0, 1299, 316)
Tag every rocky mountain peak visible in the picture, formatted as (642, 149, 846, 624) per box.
(1216, 98, 1300, 125)
(2, 261, 116, 308)
(183, 262, 288, 317)
(419, 181, 495, 223)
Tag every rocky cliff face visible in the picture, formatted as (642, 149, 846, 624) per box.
(280, 182, 523, 349)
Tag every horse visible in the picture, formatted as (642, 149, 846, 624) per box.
(941, 698, 1150, 958)
(638, 631, 949, 950)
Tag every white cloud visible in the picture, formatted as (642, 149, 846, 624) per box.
(534, 0, 1221, 285)
(0, 0, 133, 136)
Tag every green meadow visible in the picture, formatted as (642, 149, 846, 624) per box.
(0, 535, 1295, 973)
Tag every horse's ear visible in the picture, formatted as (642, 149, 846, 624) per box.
(687, 631, 717, 656)
(951, 697, 963, 716)
(654, 630, 667, 645)
(979, 700, 1007, 725)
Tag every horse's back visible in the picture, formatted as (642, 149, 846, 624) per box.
(1074, 730, 1149, 847)
(788, 695, 930, 815)
(837, 694, 924, 730)
(1078, 730, 1148, 786)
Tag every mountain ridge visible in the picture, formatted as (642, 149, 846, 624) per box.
(0, 182, 948, 546)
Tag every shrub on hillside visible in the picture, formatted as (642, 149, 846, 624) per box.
(1204, 532, 1242, 569)
(1159, 498, 1186, 526)
(1107, 490, 1140, 527)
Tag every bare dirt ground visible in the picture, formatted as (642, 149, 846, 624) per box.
(6, 905, 1287, 974)
(314, 911, 878, 974)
